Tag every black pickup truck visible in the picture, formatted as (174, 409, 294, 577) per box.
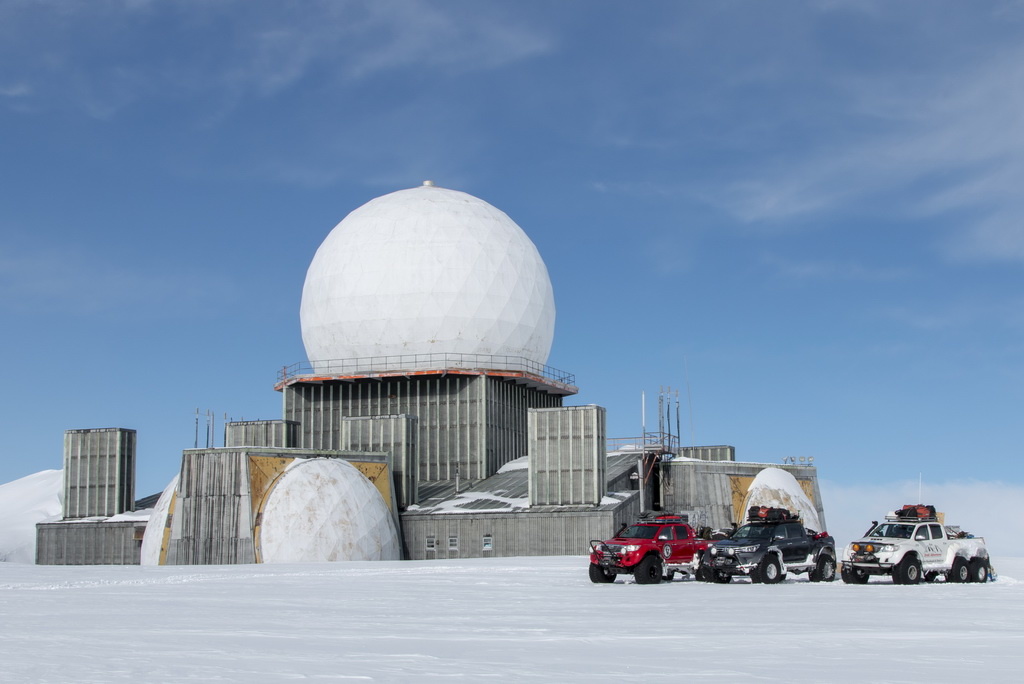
(699, 507, 837, 584)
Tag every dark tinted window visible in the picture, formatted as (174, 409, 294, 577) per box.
(732, 525, 773, 540)
(619, 525, 658, 540)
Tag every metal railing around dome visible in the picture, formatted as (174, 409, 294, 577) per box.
(277, 353, 575, 386)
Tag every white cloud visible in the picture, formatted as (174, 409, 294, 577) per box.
(820, 478, 1024, 558)
(0, 0, 553, 119)
(705, 39, 1024, 264)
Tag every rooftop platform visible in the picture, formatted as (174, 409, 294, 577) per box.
(275, 353, 578, 396)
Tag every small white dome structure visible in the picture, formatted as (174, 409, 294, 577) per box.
(139, 475, 178, 566)
(741, 467, 823, 532)
(300, 183, 555, 371)
(258, 459, 401, 563)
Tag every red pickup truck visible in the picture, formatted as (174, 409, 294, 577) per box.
(589, 515, 712, 584)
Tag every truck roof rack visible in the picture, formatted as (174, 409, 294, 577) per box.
(746, 506, 799, 523)
(636, 513, 686, 524)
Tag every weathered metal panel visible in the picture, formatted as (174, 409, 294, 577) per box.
(62, 428, 136, 519)
(224, 420, 299, 448)
(528, 406, 607, 506)
(35, 520, 144, 565)
(678, 445, 735, 462)
(400, 505, 635, 560)
(282, 376, 564, 501)
(334, 414, 418, 509)
(167, 449, 255, 565)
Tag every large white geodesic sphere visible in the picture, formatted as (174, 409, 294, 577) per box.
(258, 459, 401, 563)
(300, 183, 555, 369)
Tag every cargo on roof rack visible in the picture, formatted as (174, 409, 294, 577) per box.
(746, 506, 798, 523)
(891, 504, 938, 521)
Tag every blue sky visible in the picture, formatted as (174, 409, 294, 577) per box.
(2, 0, 1023, 525)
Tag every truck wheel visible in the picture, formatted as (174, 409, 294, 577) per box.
(634, 555, 663, 584)
(969, 559, 989, 583)
(841, 565, 869, 584)
(949, 557, 970, 583)
(810, 556, 836, 582)
(756, 555, 783, 584)
(894, 556, 922, 585)
(589, 563, 615, 584)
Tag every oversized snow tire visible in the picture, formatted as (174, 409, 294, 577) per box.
(894, 556, 922, 585)
(589, 563, 615, 584)
(810, 555, 836, 582)
(841, 565, 869, 584)
(634, 555, 663, 584)
(949, 557, 970, 583)
(756, 555, 783, 584)
(969, 559, 989, 583)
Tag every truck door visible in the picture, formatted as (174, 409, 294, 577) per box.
(779, 523, 809, 563)
(670, 525, 693, 563)
(656, 525, 676, 564)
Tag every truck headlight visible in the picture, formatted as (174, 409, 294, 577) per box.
(623, 545, 641, 553)
(736, 545, 759, 554)
(710, 547, 718, 556)
(879, 544, 898, 553)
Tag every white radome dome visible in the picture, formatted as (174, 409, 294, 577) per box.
(258, 459, 401, 563)
(300, 183, 555, 370)
(741, 467, 823, 532)
(139, 474, 178, 566)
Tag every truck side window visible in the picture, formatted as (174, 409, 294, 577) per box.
(929, 524, 944, 539)
(914, 526, 929, 541)
(657, 527, 672, 541)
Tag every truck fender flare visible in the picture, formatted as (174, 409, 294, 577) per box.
(814, 546, 836, 561)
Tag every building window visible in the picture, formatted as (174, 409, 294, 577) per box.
(425, 536, 436, 551)
(482, 535, 493, 551)
(448, 536, 458, 551)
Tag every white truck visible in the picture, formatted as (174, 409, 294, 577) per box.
(841, 505, 990, 585)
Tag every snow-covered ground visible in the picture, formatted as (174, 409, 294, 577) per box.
(1, 556, 1021, 683)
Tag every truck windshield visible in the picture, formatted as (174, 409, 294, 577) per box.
(617, 525, 658, 540)
(868, 523, 914, 539)
(731, 525, 773, 540)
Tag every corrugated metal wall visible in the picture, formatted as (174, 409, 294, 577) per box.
(282, 376, 563, 492)
(224, 420, 298, 448)
(400, 504, 639, 560)
(677, 445, 735, 462)
(167, 450, 256, 565)
(484, 377, 562, 477)
(62, 428, 136, 519)
(333, 414, 418, 509)
(528, 406, 607, 506)
(36, 521, 143, 565)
